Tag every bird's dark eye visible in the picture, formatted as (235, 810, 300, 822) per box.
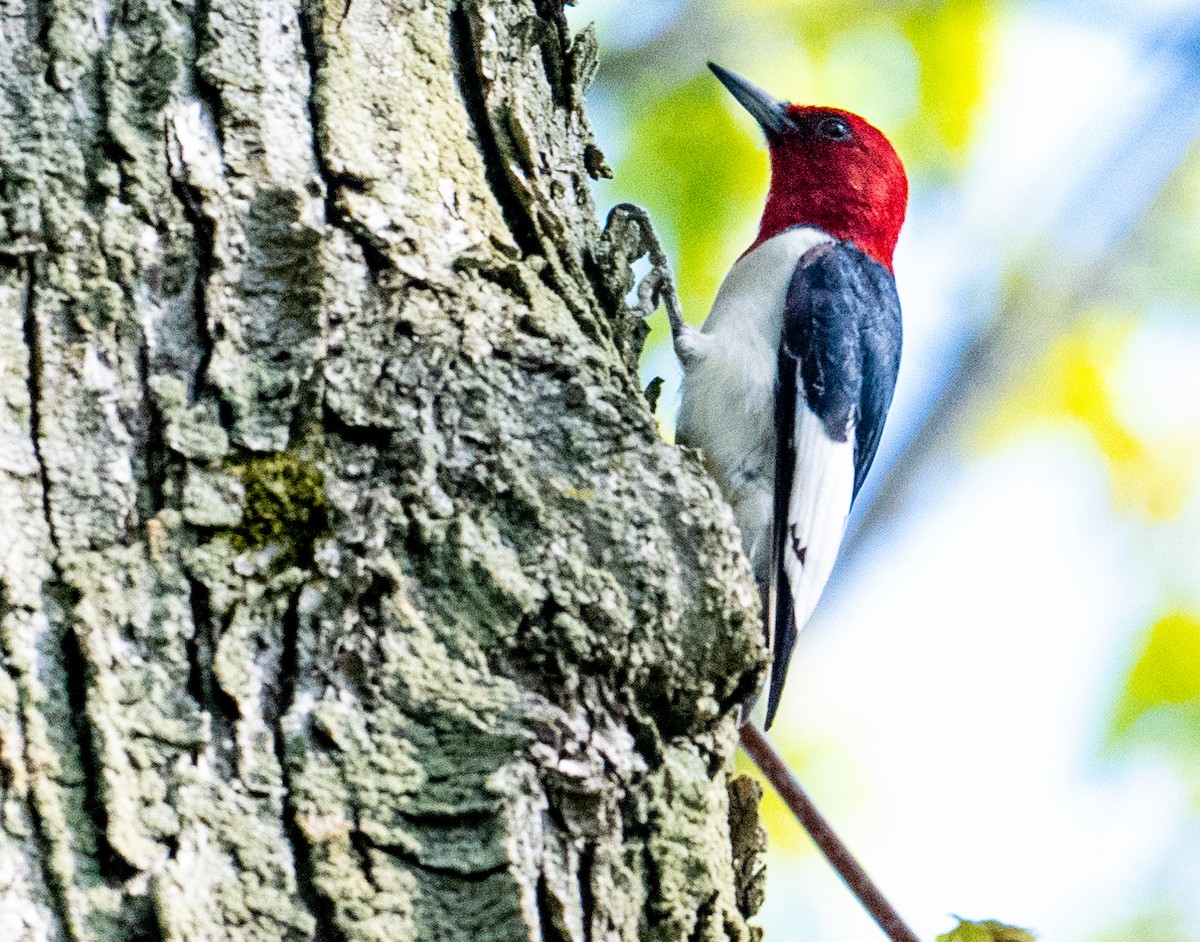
(817, 116, 852, 141)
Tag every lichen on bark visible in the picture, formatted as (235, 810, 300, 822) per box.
(0, 0, 768, 939)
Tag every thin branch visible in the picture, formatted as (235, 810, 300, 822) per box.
(738, 724, 921, 942)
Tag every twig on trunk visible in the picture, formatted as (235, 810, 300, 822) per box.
(738, 723, 922, 942)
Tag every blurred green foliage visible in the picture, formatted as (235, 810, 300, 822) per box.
(899, 0, 991, 166)
(740, 0, 993, 170)
(1092, 912, 1200, 942)
(979, 146, 1200, 807)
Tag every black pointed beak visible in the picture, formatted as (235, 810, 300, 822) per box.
(708, 63, 795, 134)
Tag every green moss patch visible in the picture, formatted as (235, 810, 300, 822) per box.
(230, 451, 330, 567)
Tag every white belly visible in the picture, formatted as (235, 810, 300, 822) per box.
(676, 226, 831, 577)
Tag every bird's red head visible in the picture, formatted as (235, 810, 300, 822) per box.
(710, 65, 908, 272)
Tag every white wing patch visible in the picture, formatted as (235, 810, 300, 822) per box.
(755, 392, 855, 729)
(676, 226, 833, 580)
(781, 397, 856, 633)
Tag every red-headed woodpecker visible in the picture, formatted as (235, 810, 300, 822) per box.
(671, 65, 908, 729)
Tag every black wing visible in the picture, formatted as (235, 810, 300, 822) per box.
(764, 240, 902, 729)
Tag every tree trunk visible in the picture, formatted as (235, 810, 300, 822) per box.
(0, 0, 767, 939)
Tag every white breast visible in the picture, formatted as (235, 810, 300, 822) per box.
(676, 226, 832, 577)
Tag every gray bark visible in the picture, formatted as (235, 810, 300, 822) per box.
(0, 0, 767, 939)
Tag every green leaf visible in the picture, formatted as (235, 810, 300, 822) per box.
(937, 918, 1037, 942)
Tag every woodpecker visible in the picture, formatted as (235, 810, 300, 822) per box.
(670, 65, 908, 729)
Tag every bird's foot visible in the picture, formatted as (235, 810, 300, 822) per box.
(600, 203, 699, 368)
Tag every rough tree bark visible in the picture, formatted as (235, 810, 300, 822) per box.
(0, 0, 768, 939)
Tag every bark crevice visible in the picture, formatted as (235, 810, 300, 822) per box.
(20, 768, 76, 942)
(279, 792, 350, 942)
(20, 257, 55, 547)
(19, 254, 108, 929)
(4, 586, 76, 942)
(297, 0, 393, 278)
(168, 169, 219, 407)
(184, 576, 238, 768)
(448, 0, 542, 258)
(58, 611, 137, 890)
(189, 0, 226, 155)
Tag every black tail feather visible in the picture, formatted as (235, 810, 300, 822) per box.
(766, 342, 800, 730)
(764, 595, 795, 729)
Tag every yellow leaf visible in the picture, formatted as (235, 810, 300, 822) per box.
(1113, 611, 1200, 738)
(979, 313, 1195, 521)
(899, 0, 994, 166)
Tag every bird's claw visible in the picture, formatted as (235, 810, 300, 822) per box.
(601, 203, 695, 367)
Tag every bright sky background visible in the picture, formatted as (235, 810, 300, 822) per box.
(569, 1, 1200, 940)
